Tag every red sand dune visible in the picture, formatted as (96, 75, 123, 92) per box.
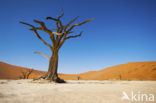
(0, 62, 45, 79)
(77, 62, 156, 80)
(0, 61, 156, 80)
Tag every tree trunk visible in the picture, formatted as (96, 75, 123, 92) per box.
(46, 49, 65, 83)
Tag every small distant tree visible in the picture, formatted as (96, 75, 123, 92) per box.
(20, 9, 93, 83)
(119, 74, 122, 80)
(77, 76, 81, 80)
(20, 69, 34, 79)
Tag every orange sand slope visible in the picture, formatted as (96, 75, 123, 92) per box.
(0, 62, 45, 79)
(0, 61, 156, 80)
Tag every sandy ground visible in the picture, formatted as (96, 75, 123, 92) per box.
(0, 80, 155, 103)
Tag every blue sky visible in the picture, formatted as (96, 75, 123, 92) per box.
(0, 0, 156, 74)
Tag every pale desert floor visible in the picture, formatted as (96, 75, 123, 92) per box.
(0, 80, 155, 103)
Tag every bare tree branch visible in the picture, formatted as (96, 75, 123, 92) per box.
(33, 20, 52, 34)
(46, 9, 64, 21)
(58, 35, 66, 49)
(33, 20, 56, 46)
(20, 22, 35, 28)
(46, 17, 64, 44)
(64, 16, 79, 31)
(34, 30, 53, 51)
(20, 22, 42, 31)
(34, 51, 50, 60)
(58, 8, 64, 19)
(67, 18, 93, 33)
(20, 22, 53, 51)
(58, 31, 82, 49)
(66, 31, 82, 39)
(46, 9, 64, 33)
(53, 32, 63, 36)
(46, 17, 63, 32)
(58, 17, 92, 48)
(46, 17, 58, 21)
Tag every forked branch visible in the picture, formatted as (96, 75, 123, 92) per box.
(64, 16, 79, 31)
(67, 18, 93, 33)
(33, 20, 52, 34)
(46, 8, 64, 21)
(46, 9, 64, 33)
(20, 22, 53, 51)
(34, 30, 53, 50)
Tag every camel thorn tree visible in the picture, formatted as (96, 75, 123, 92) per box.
(20, 69, 34, 79)
(20, 9, 93, 83)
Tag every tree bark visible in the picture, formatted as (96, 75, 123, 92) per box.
(45, 49, 65, 83)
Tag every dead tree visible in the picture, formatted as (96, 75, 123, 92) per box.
(119, 74, 122, 80)
(20, 9, 93, 83)
(27, 69, 34, 79)
(20, 69, 34, 79)
(21, 71, 26, 79)
(77, 76, 81, 80)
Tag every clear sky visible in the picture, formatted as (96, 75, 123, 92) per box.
(0, 0, 156, 74)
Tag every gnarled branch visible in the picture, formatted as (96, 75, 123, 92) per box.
(46, 8, 64, 21)
(20, 22, 35, 28)
(67, 18, 93, 33)
(46, 17, 58, 21)
(58, 31, 82, 48)
(66, 31, 82, 39)
(46, 9, 64, 33)
(33, 30, 53, 51)
(64, 16, 79, 31)
(33, 20, 52, 34)
(20, 22, 53, 51)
